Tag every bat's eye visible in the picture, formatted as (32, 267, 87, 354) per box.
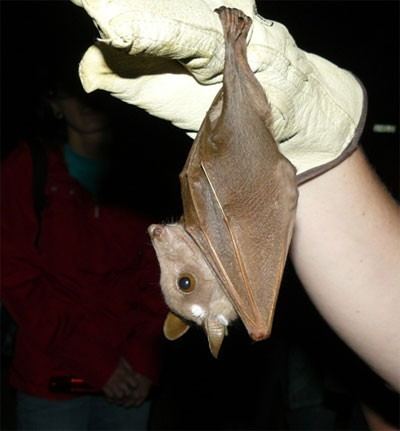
(177, 273, 196, 293)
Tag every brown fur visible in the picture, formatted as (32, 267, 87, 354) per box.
(149, 7, 298, 356)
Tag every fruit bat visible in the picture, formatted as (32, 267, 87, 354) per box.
(149, 7, 298, 358)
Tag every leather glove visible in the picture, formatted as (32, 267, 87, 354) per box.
(72, 0, 366, 181)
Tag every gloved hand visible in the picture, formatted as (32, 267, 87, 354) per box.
(72, 0, 366, 181)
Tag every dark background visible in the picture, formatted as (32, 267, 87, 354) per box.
(1, 1, 399, 430)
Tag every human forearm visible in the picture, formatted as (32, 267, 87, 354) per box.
(291, 148, 400, 390)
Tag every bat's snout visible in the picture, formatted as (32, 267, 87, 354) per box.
(148, 224, 164, 239)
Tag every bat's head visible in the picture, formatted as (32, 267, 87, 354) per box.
(148, 223, 237, 357)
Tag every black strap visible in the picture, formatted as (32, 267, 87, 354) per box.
(28, 141, 48, 247)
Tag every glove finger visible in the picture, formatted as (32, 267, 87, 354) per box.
(79, 43, 221, 132)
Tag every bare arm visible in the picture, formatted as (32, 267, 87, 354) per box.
(291, 148, 400, 391)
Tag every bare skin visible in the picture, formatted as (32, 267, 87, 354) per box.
(291, 148, 400, 391)
(103, 358, 152, 407)
(362, 404, 399, 431)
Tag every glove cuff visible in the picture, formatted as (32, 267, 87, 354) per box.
(296, 77, 367, 184)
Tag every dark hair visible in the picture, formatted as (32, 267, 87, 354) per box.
(33, 45, 89, 145)
(40, 54, 86, 98)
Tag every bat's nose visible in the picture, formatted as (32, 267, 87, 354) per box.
(148, 224, 163, 239)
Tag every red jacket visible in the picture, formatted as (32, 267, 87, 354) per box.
(1, 143, 167, 399)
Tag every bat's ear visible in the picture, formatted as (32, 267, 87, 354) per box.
(163, 312, 190, 340)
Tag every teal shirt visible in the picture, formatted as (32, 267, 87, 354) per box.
(63, 145, 106, 196)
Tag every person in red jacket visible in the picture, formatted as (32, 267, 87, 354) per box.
(1, 64, 168, 430)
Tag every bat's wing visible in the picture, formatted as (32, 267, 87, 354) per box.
(180, 8, 298, 340)
(181, 107, 297, 340)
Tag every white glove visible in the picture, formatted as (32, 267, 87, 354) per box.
(73, 0, 365, 181)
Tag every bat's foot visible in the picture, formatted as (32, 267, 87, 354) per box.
(215, 6, 252, 42)
(148, 224, 164, 239)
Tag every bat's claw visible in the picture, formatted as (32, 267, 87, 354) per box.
(215, 6, 252, 41)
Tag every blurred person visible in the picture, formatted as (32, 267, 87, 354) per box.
(1, 61, 168, 430)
